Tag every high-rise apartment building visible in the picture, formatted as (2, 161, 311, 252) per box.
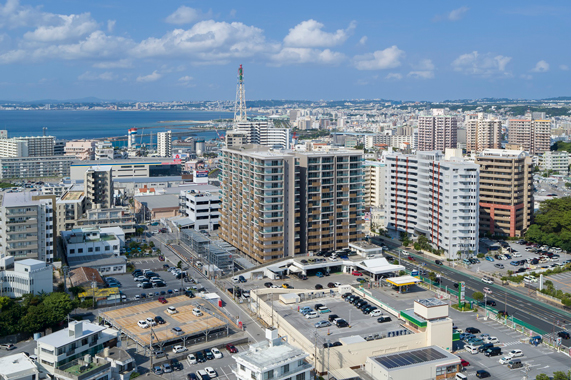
(417, 113, 457, 151)
(157, 130, 173, 157)
(225, 130, 249, 148)
(508, 113, 551, 155)
(17, 136, 55, 156)
(84, 166, 114, 210)
(0, 192, 56, 262)
(220, 146, 364, 263)
(384, 150, 479, 258)
(364, 161, 385, 208)
(466, 114, 502, 152)
(476, 149, 533, 237)
(233, 120, 290, 149)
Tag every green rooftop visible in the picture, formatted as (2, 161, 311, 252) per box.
(63, 362, 106, 376)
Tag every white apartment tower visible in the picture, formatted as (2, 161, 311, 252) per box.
(84, 166, 114, 209)
(233, 120, 291, 149)
(466, 113, 502, 152)
(157, 130, 173, 157)
(384, 150, 479, 258)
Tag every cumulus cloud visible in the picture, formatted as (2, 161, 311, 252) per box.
(136, 70, 162, 83)
(283, 19, 355, 48)
(23, 13, 98, 42)
(359, 36, 367, 45)
(560, 64, 569, 71)
(353, 46, 404, 70)
(520, 74, 533, 80)
(93, 59, 132, 69)
(451, 51, 512, 76)
(179, 75, 193, 82)
(271, 47, 345, 66)
(433, 6, 469, 22)
(408, 70, 434, 79)
(107, 20, 115, 33)
(531, 60, 549, 72)
(78, 71, 116, 81)
(165, 6, 211, 25)
(385, 73, 402, 80)
(407, 59, 435, 79)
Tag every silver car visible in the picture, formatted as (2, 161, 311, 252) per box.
(315, 320, 331, 328)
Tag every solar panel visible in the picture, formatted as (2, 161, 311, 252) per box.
(374, 347, 448, 369)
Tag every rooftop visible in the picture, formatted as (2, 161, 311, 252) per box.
(62, 191, 85, 201)
(2, 191, 40, 207)
(67, 254, 127, 269)
(37, 321, 106, 348)
(372, 346, 459, 371)
(235, 340, 306, 370)
(135, 194, 179, 209)
(0, 353, 38, 379)
(416, 298, 447, 308)
(349, 241, 382, 250)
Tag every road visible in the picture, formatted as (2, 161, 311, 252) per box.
(373, 237, 571, 336)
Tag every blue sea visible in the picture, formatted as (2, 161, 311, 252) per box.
(0, 110, 233, 143)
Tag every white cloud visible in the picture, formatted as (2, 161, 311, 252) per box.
(560, 64, 569, 71)
(179, 75, 193, 82)
(229, 9, 237, 18)
(283, 19, 355, 48)
(531, 60, 549, 72)
(359, 36, 367, 45)
(408, 70, 434, 79)
(451, 51, 512, 76)
(271, 47, 345, 66)
(407, 59, 435, 79)
(433, 6, 469, 22)
(23, 13, 98, 42)
(385, 73, 402, 80)
(93, 59, 132, 69)
(131, 20, 274, 62)
(165, 6, 211, 25)
(353, 46, 404, 70)
(136, 70, 161, 83)
(520, 74, 533, 80)
(78, 71, 115, 81)
(107, 20, 116, 33)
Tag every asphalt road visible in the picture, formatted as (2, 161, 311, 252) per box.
(373, 237, 571, 336)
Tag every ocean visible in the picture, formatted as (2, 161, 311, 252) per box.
(0, 110, 233, 144)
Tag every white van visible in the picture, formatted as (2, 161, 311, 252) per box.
(455, 373, 468, 380)
(232, 276, 240, 284)
(464, 344, 478, 354)
(196, 369, 209, 380)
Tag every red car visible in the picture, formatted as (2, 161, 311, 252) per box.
(158, 297, 168, 304)
(158, 256, 165, 261)
(407, 256, 415, 261)
(351, 271, 363, 276)
(460, 358, 470, 367)
(226, 344, 238, 353)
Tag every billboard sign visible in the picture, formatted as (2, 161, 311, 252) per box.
(459, 281, 465, 305)
(195, 170, 209, 178)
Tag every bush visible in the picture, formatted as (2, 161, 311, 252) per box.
(477, 253, 485, 258)
(130, 372, 140, 380)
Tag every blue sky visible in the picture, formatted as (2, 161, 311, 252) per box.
(0, 0, 569, 101)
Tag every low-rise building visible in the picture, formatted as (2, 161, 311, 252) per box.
(35, 320, 118, 375)
(233, 329, 313, 380)
(540, 151, 570, 174)
(95, 347, 136, 380)
(0, 258, 53, 297)
(0, 353, 40, 380)
(134, 194, 180, 221)
(64, 140, 97, 161)
(179, 186, 221, 231)
(61, 227, 125, 258)
(75, 208, 136, 234)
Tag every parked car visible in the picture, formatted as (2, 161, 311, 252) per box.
(204, 349, 214, 361)
(494, 263, 504, 269)
(205, 367, 217, 378)
(173, 345, 188, 354)
(351, 271, 363, 276)
(508, 349, 523, 358)
(0, 344, 16, 350)
(211, 347, 223, 359)
(153, 366, 163, 375)
(225, 344, 238, 353)
(328, 314, 340, 322)
(167, 306, 178, 314)
(158, 297, 168, 304)
(315, 320, 331, 328)
(465, 327, 481, 334)
(370, 309, 383, 317)
(557, 331, 570, 339)
(485, 256, 495, 262)
(476, 370, 491, 378)
(162, 363, 173, 373)
(377, 316, 392, 323)
(138, 320, 149, 329)
(305, 311, 319, 319)
(187, 354, 197, 365)
(195, 351, 206, 363)
(193, 308, 203, 317)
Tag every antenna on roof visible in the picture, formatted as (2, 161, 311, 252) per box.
(43, 127, 47, 136)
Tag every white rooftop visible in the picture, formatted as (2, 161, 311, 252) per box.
(0, 353, 38, 380)
(356, 258, 405, 274)
(36, 321, 106, 348)
(235, 340, 306, 370)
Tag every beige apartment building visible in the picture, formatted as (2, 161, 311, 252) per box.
(417, 114, 457, 151)
(85, 166, 114, 209)
(508, 116, 551, 155)
(64, 140, 97, 160)
(220, 146, 365, 263)
(466, 114, 502, 152)
(476, 149, 534, 237)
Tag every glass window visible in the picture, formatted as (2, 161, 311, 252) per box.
(295, 373, 305, 380)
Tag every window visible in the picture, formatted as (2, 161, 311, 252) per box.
(264, 371, 274, 380)
(105, 246, 110, 251)
(251, 373, 257, 380)
(95, 247, 100, 252)
(88, 247, 93, 253)
(295, 373, 305, 380)
(282, 364, 289, 374)
(113, 246, 118, 250)
(240, 365, 246, 371)
(436, 366, 446, 376)
(69, 249, 75, 254)
(78, 248, 83, 253)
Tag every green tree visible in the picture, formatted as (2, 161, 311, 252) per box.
(536, 374, 550, 380)
(42, 292, 74, 325)
(565, 182, 571, 189)
(552, 371, 570, 380)
(149, 241, 155, 248)
(19, 304, 50, 334)
(472, 292, 484, 302)
(0, 296, 10, 311)
(69, 286, 84, 297)
(177, 260, 182, 269)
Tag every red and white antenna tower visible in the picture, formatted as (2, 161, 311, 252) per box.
(234, 64, 247, 123)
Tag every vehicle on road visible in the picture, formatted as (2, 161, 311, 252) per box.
(476, 370, 491, 378)
(459, 358, 470, 367)
(0, 344, 16, 350)
(435, 260, 443, 265)
(370, 309, 383, 317)
(483, 287, 492, 294)
(173, 345, 187, 354)
(465, 327, 480, 334)
(485, 337, 499, 344)
(482, 277, 493, 284)
(494, 263, 504, 269)
(377, 316, 391, 323)
(558, 331, 570, 339)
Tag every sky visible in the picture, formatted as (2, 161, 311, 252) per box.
(0, 0, 570, 102)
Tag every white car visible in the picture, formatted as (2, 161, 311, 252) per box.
(187, 354, 197, 365)
(173, 345, 188, 354)
(305, 311, 318, 319)
(193, 308, 203, 317)
(499, 356, 511, 365)
(271, 285, 280, 288)
(135, 295, 140, 300)
(137, 320, 149, 329)
(512, 252, 522, 257)
(205, 367, 217, 378)
(146, 317, 157, 326)
(482, 277, 493, 284)
(483, 287, 493, 295)
(485, 337, 499, 344)
(211, 347, 223, 359)
(508, 349, 523, 358)
(333, 282, 342, 287)
(167, 306, 178, 314)
(370, 310, 383, 317)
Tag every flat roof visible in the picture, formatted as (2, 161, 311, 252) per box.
(114, 176, 183, 183)
(372, 346, 458, 370)
(2, 191, 40, 207)
(349, 241, 382, 250)
(386, 275, 422, 286)
(416, 298, 447, 307)
(236, 340, 306, 370)
(37, 321, 106, 348)
(356, 258, 405, 275)
(68, 254, 127, 268)
(0, 353, 38, 377)
(62, 191, 84, 201)
(135, 194, 179, 209)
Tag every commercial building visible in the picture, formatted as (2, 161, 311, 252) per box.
(64, 140, 97, 161)
(476, 149, 534, 237)
(0, 192, 56, 262)
(35, 320, 118, 375)
(0, 156, 75, 179)
(220, 146, 364, 263)
(466, 113, 502, 152)
(179, 186, 221, 231)
(61, 226, 125, 259)
(0, 353, 40, 380)
(540, 150, 570, 174)
(233, 329, 313, 380)
(364, 134, 391, 149)
(157, 130, 172, 157)
(225, 130, 249, 148)
(134, 194, 180, 221)
(233, 120, 291, 149)
(94, 141, 114, 160)
(70, 158, 181, 180)
(384, 150, 479, 258)
(508, 114, 551, 155)
(364, 161, 385, 208)
(56, 186, 86, 232)
(0, 259, 53, 297)
(417, 112, 457, 151)
(85, 166, 114, 209)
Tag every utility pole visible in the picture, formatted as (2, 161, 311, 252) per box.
(150, 327, 153, 368)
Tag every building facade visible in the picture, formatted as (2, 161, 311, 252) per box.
(179, 188, 221, 231)
(476, 149, 534, 237)
(508, 115, 551, 155)
(71, 159, 181, 180)
(157, 130, 173, 157)
(0, 259, 53, 298)
(364, 161, 385, 208)
(0, 156, 75, 179)
(94, 141, 114, 160)
(0, 138, 28, 157)
(234, 120, 291, 149)
(64, 140, 97, 161)
(465, 114, 502, 152)
(417, 114, 457, 152)
(220, 146, 364, 263)
(540, 150, 570, 174)
(85, 166, 114, 210)
(384, 150, 479, 258)
(61, 227, 124, 258)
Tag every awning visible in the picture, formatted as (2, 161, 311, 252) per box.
(386, 275, 422, 287)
